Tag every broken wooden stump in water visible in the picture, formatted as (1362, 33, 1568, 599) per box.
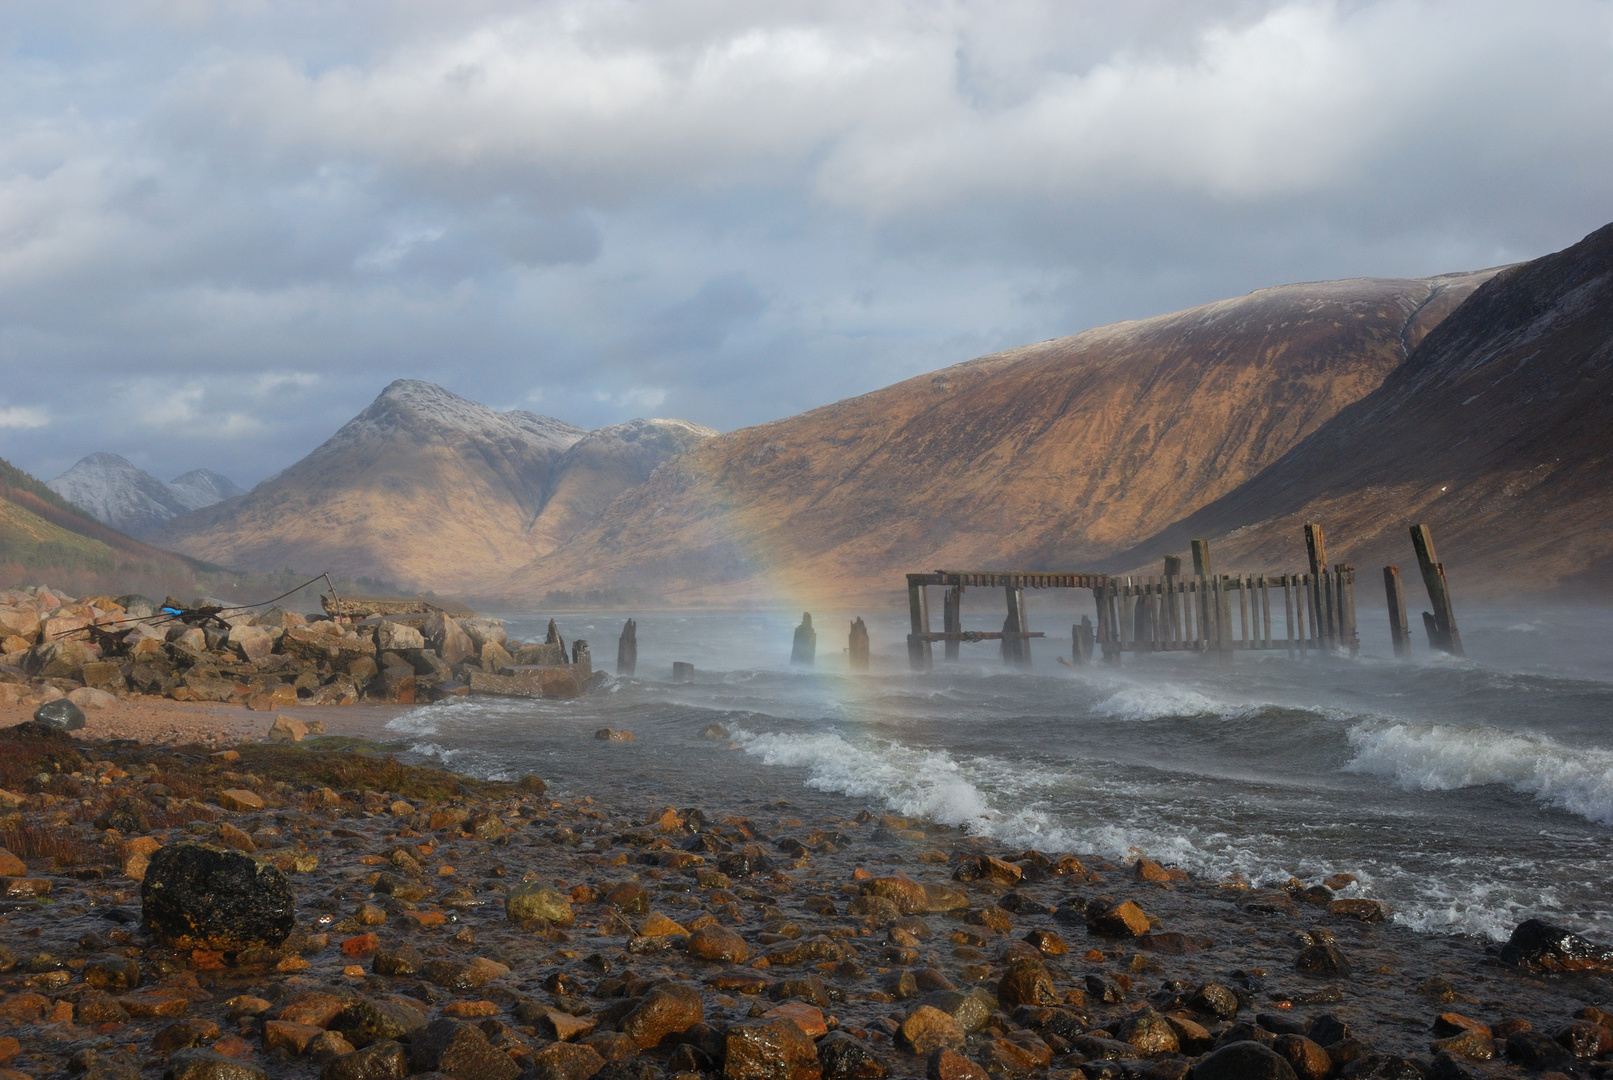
(672, 662, 694, 683)
(1410, 523, 1464, 656)
(617, 618, 637, 676)
(1070, 616, 1094, 665)
(571, 638, 590, 667)
(848, 617, 870, 671)
(791, 613, 816, 665)
(1383, 567, 1410, 658)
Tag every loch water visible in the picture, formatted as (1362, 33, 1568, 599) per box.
(380, 601, 1613, 944)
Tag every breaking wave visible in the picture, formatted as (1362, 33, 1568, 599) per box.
(1345, 721, 1613, 825)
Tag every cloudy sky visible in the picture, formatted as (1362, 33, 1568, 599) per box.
(1, 0, 1610, 487)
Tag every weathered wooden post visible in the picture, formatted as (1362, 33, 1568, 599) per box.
(1004, 587, 1031, 667)
(1283, 576, 1296, 658)
(1191, 540, 1212, 577)
(1383, 566, 1411, 658)
(1162, 556, 1182, 642)
(1304, 523, 1330, 652)
(1215, 575, 1233, 662)
(672, 661, 694, 683)
(616, 619, 637, 676)
(848, 617, 870, 671)
(942, 586, 962, 661)
(906, 576, 932, 671)
(1071, 616, 1094, 664)
(1336, 564, 1359, 656)
(1410, 524, 1464, 656)
(791, 613, 816, 665)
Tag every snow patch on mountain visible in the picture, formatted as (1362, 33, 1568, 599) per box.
(48, 453, 243, 536)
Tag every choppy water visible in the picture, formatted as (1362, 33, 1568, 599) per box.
(381, 601, 1613, 944)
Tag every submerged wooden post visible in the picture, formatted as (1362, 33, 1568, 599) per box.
(1410, 524, 1464, 656)
(1072, 616, 1094, 665)
(1163, 557, 1183, 642)
(1216, 575, 1233, 662)
(1003, 587, 1031, 667)
(791, 613, 816, 665)
(1384, 566, 1411, 658)
(616, 618, 637, 676)
(906, 578, 932, 671)
(942, 586, 962, 661)
(1337, 564, 1359, 656)
(848, 617, 870, 671)
(1283, 576, 1296, 658)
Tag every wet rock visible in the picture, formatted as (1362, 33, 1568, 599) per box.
(620, 982, 704, 1050)
(996, 958, 1059, 1008)
(1192, 1041, 1297, 1080)
(592, 1061, 657, 1080)
(408, 1017, 520, 1080)
(267, 715, 307, 742)
(532, 1043, 607, 1080)
(1306, 1015, 1350, 1046)
(154, 1018, 222, 1053)
(1429, 1031, 1492, 1060)
(336, 998, 427, 1047)
(1115, 1009, 1178, 1056)
(1327, 898, 1384, 922)
(1503, 1029, 1576, 1071)
(898, 1005, 966, 1054)
(1341, 1053, 1428, 1078)
(916, 989, 995, 1033)
(163, 1049, 267, 1080)
(817, 1032, 888, 1080)
(506, 881, 575, 925)
(1272, 1034, 1331, 1080)
(1498, 917, 1613, 973)
(724, 1016, 823, 1080)
(140, 843, 294, 951)
(1188, 981, 1239, 1021)
(1295, 941, 1351, 979)
(605, 881, 651, 913)
(953, 855, 1022, 886)
(372, 945, 424, 977)
(309, 1031, 357, 1064)
(31, 697, 85, 731)
(265, 1020, 326, 1055)
(1556, 1018, 1613, 1058)
(1425, 1053, 1479, 1080)
(1023, 929, 1066, 955)
(688, 924, 751, 963)
(322, 1040, 408, 1080)
(1087, 900, 1150, 937)
(68, 1047, 142, 1080)
(84, 957, 140, 990)
(277, 992, 348, 1029)
(925, 1049, 986, 1080)
(1238, 889, 1300, 917)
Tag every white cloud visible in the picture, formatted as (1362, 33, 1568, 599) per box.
(0, 405, 50, 429)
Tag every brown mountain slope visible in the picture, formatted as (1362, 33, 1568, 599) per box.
(1115, 221, 1613, 599)
(157, 381, 715, 596)
(502, 270, 1497, 605)
(0, 456, 205, 595)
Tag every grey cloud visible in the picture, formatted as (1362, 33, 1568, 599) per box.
(0, 0, 1609, 488)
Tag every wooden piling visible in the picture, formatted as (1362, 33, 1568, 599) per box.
(1337, 565, 1359, 656)
(1238, 576, 1251, 648)
(1297, 574, 1310, 659)
(1007, 587, 1032, 667)
(848, 617, 870, 671)
(942, 586, 962, 661)
(1383, 566, 1411, 658)
(1216, 576, 1233, 661)
(1259, 576, 1272, 649)
(616, 618, 637, 676)
(791, 613, 816, 666)
(1192, 539, 1212, 577)
(906, 579, 932, 671)
(1410, 524, 1464, 656)
(1283, 577, 1296, 658)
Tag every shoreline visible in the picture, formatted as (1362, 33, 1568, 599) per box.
(1, 717, 1610, 1080)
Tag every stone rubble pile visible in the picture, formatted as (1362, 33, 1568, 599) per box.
(0, 585, 600, 712)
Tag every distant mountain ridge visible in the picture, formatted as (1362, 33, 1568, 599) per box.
(497, 269, 1500, 604)
(156, 380, 716, 594)
(47, 453, 243, 536)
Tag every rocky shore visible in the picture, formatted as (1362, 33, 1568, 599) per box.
(0, 586, 600, 719)
(2, 719, 1612, 1080)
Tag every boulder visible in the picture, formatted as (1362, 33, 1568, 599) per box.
(688, 924, 752, 963)
(1498, 918, 1613, 973)
(480, 640, 514, 672)
(531, 1041, 605, 1080)
(916, 989, 995, 1033)
(336, 999, 427, 1048)
(424, 613, 476, 666)
(461, 618, 507, 650)
(725, 1016, 823, 1080)
(817, 1031, 888, 1080)
(1504, 1030, 1576, 1071)
(619, 982, 704, 1049)
(408, 1018, 520, 1080)
(996, 959, 1059, 1008)
(140, 843, 295, 951)
(1088, 900, 1150, 937)
(375, 621, 425, 652)
(1193, 1041, 1298, 1080)
(925, 1049, 986, 1080)
(163, 1049, 267, 1080)
(268, 715, 308, 743)
(898, 1006, 965, 1054)
(322, 1040, 408, 1080)
(1272, 1034, 1332, 1080)
(32, 698, 85, 731)
(506, 881, 574, 925)
(229, 624, 274, 662)
(68, 687, 118, 710)
(1114, 1009, 1178, 1055)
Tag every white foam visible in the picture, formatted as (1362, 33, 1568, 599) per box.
(1345, 721, 1613, 824)
(1090, 685, 1230, 721)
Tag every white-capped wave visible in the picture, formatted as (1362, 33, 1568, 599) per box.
(1091, 685, 1229, 721)
(1345, 721, 1613, 824)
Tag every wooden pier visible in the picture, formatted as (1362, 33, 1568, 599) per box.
(904, 523, 1361, 670)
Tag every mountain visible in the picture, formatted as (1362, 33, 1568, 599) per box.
(47, 453, 243, 535)
(157, 380, 715, 595)
(1116, 221, 1613, 598)
(0, 455, 203, 594)
(169, 469, 246, 511)
(498, 270, 1499, 605)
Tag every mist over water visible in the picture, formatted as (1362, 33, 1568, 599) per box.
(382, 602, 1613, 944)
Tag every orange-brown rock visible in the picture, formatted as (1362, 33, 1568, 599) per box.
(688, 924, 751, 963)
(619, 983, 704, 1050)
(1088, 900, 1151, 937)
(926, 1048, 987, 1080)
(898, 1006, 966, 1054)
(724, 1017, 823, 1080)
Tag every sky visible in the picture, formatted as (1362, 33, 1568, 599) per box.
(1, 0, 1611, 488)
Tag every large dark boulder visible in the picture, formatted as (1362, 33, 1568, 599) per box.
(32, 698, 85, 731)
(140, 843, 294, 951)
(1192, 1041, 1297, 1080)
(1498, 918, 1613, 973)
(1503, 1030, 1576, 1071)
